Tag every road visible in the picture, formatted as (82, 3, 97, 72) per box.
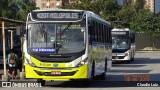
(107, 51, 160, 81)
(0, 51, 160, 90)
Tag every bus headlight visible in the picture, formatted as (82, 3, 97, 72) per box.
(76, 58, 87, 67)
(125, 52, 130, 56)
(26, 58, 36, 67)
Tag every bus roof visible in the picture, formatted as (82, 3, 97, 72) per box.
(31, 9, 85, 12)
(28, 9, 111, 25)
(31, 9, 101, 18)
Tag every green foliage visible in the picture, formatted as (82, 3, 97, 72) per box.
(62, 0, 101, 14)
(116, 5, 135, 23)
(0, 0, 38, 21)
(1, 0, 159, 48)
(101, 0, 120, 20)
(134, 0, 144, 11)
(62, 0, 160, 48)
(62, 0, 119, 19)
(130, 10, 160, 49)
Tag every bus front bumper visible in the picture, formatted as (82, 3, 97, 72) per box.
(25, 64, 88, 81)
(112, 55, 131, 61)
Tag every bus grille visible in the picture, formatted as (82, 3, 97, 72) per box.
(34, 70, 77, 76)
(112, 56, 125, 59)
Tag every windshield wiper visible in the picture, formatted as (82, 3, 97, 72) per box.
(40, 22, 48, 45)
(59, 22, 72, 36)
(54, 23, 72, 53)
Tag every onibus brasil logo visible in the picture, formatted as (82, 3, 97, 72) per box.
(1, 82, 42, 87)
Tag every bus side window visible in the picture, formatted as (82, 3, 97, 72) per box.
(108, 27, 112, 43)
(131, 33, 135, 43)
(89, 19, 95, 45)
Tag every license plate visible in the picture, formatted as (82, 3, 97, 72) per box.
(51, 71, 61, 75)
(115, 57, 119, 59)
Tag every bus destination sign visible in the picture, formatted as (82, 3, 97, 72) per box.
(31, 11, 83, 21)
(112, 31, 128, 35)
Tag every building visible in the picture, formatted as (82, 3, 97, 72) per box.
(117, 0, 136, 5)
(34, 0, 63, 10)
(154, 0, 160, 14)
(144, 0, 155, 13)
(33, 0, 86, 10)
(117, 0, 127, 6)
(34, 0, 160, 14)
(141, 0, 160, 14)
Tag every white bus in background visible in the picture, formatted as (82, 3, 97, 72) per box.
(112, 28, 135, 63)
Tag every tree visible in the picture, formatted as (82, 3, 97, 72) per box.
(62, 0, 119, 19)
(0, 0, 3, 17)
(144, 14, 160, 50)
(134, 0, 144, 12)
(1, 0, 37, 21)
(118, 6, 134, 22)
(130, 11, 160, 50)
(62, 0, 102, 14)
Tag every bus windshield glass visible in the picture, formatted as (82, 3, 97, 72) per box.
(112, 35, 130, 49)
(27, 22, 85, 54)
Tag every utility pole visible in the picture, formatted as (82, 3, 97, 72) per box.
(2, 21, 8, 81)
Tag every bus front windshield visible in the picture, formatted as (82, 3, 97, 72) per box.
(112, 35, 130, 49)
(27, 22, 85, 54)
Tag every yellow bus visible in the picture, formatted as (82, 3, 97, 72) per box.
(23, 9, 112, 86)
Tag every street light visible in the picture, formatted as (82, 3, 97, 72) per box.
(56, 2, 60, 8)
(55, 0, 60, 9)
(46, 0, 50, 9)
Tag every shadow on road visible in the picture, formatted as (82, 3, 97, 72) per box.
(111, 58, 160, 74)
(110, 70, 152, 73)
(44, 80, 139, 88)
(43, 74, 160, 88)
(112, 64, 146, 68)
(133, 58, 160, 64)
(112, 58, 160, 65)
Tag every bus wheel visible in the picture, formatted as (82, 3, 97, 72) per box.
(37, 79, 45, 86)
(100, 59, 107, 80)
(91, 60, 95, 78)
(100, 73, 106, 80)
(126, 60, 131, 63)
(131, 57, 134, 62)
(82, 79, 90, 87)
(105, 58, 107, 72)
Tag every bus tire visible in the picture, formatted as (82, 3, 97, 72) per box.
(100, 73, 106, 80)
(91, 60, 95, 78)
(131, 57, 134, 62)
(126, 60, 131, 64)
(37, 79, 45, 86)
(82, 79, 90, 87)
(100, 59, 107, 80)
(105, 58, 107, 72)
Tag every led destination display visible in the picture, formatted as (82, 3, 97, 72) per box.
(31, 11, 84, 21)
(112, 31, 130, 37)
(112, 31, 127, 35)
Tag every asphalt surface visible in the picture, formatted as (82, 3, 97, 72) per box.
(0, 51, 160, 89)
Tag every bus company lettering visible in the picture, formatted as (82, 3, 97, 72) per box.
(40, 63, 51, 66)
(37, 13, 78, 19)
